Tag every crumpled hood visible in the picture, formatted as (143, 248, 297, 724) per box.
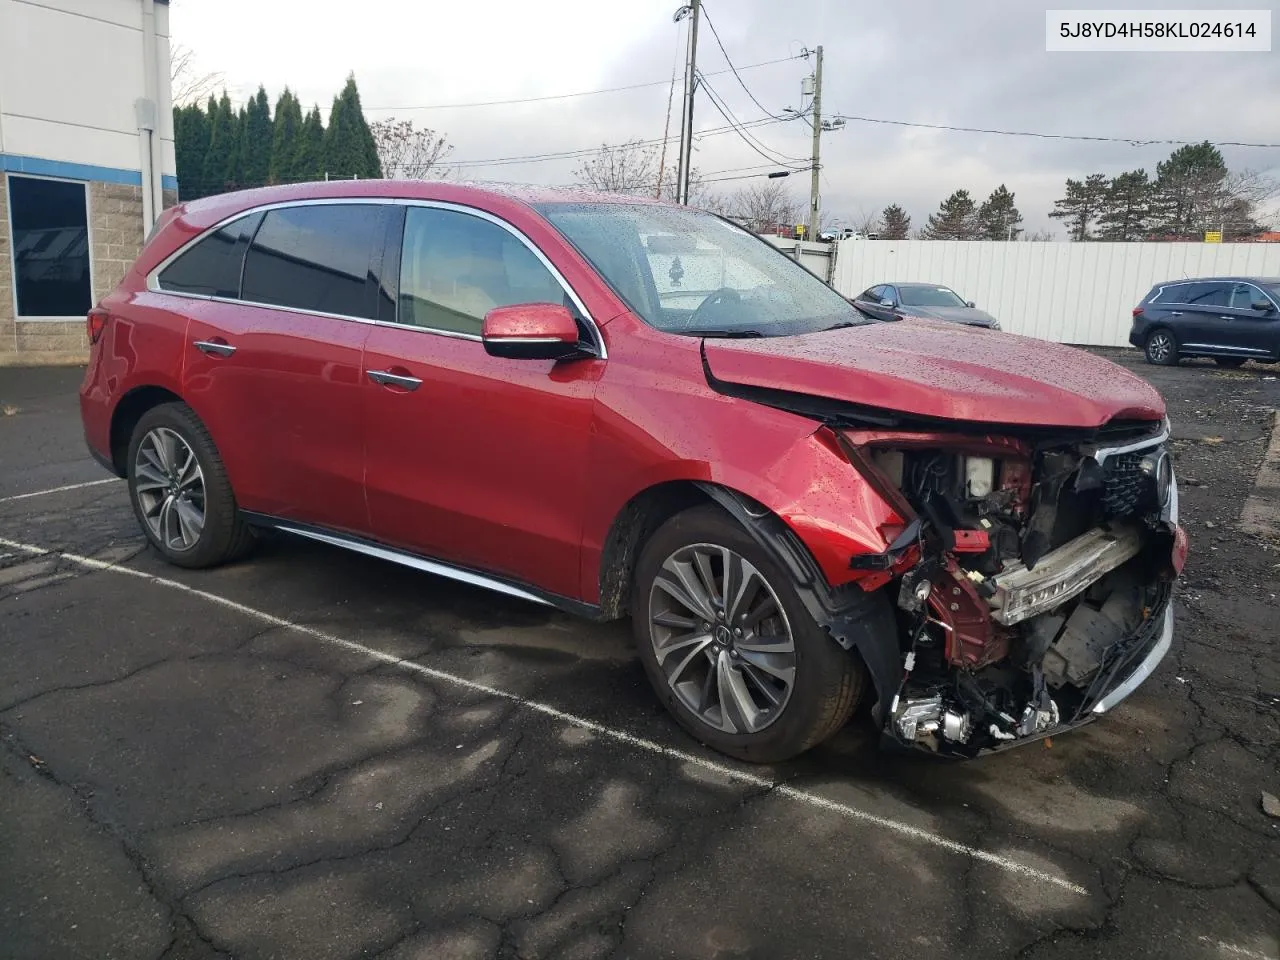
(702, 317, 1165, 428)
(902, 305, 998, 327)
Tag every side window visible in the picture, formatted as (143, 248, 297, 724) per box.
(241, 204, 384, 319)
(883, 285, 899, 303)
(1182, 282, 1230, 308)
(1229, 283, 1258, 309)
(859, 286, 882, 302)
(397, 206, 567, 335)
(157, 212, 261, 298)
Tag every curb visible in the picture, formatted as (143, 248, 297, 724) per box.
(1240, 409, 1280, 539)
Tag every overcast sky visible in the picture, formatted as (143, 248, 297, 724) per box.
(170, 0, 1280, 234)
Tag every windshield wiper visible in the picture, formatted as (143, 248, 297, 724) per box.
(822, 320, 868, 331)
(686, 329, 765, 338)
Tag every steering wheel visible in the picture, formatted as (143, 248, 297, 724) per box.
(684, 287, 742, 329)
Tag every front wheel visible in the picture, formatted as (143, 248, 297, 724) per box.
(127, 402, 255, 569)
(632, 504, 867, 763)
(1144, 329, 1178, 366)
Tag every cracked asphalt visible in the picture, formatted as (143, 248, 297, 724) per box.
(1, 352, 1277, 960)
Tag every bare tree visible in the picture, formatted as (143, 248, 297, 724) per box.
(1023, 229, 1056, 241)
(849, 207, 883, 236)
(574, 139, 662, 195)
(170, 43, 223, 107)
(723, 179, 801, 234)
(370, 119, 453, 179)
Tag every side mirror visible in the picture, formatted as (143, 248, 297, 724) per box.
(965, 300, 976, 308)
(879, 298, 895, 307)
(1251, 299, 1274, 312)
(481, 303, 586, 361)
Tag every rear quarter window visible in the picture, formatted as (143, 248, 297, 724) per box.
(156, 212, 262, 298)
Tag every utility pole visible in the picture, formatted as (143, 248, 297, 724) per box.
(676, 0, 701, 205)
(808, 44, 823, 237)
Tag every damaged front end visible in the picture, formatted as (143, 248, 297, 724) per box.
(843, 419, 1185, 757)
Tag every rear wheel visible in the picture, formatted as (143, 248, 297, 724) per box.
(1213, 357, 1246, 368)
(127, 402, 254, 569)
(1144, 329, 1178, 366)
(632, 504, 866, 763)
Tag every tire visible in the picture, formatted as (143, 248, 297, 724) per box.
(126, 402, 254, 569)
(632, 504, 867, 763)
(1213, 357, 1246, 368)
(1144, 328, 1179, 366)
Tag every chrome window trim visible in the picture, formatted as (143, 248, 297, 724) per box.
(145, 195, 606, 358)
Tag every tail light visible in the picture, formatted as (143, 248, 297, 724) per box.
(86, 308, 109, 345)
(1132, 306, 1145, 318)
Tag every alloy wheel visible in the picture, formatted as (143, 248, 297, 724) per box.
(647, 543, 796, 734)
(134, 427, 206, 552)
(1147, 331, 1173, 363)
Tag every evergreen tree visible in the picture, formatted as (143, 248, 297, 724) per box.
(1048, 173, 1108, 241)
(977, 184, 1023, 240)
(240, 86, 273, 188)
(292, 105, 326, 182)
(173, 102, 209, 200)
(269, 88, 303, 184)
(1150, 141, 1229, 238)
(922, 189, 977, 240)
(323, 74, 382, 179)
(201, 92, 239, 196)
(880, 204, 911, 240)
(1097, 169, 1152, 241)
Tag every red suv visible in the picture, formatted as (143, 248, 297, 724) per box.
(80, 181, 1186, 762)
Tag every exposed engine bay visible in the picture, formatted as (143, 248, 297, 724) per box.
(848, 422, 1181, 756)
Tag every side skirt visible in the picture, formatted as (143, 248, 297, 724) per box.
(241, 512, 604, 620)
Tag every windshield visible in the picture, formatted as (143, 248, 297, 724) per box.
(535, 202, 869, 336)
(898, 284, 967, 308)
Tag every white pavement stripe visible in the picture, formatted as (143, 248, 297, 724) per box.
(1199, 937, 1280, 960)
(0, 535, 1090, 897)
(0, 478, 120, 504)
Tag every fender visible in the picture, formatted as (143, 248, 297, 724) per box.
(697, 483, 902, 725)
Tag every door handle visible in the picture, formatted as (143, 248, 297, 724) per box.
(193, 339, 236, 357)
(367, 369, 422, 391)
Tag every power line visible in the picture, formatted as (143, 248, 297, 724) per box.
(362, 55, 802, 112)
(827, 113, 1280, 149)
(447, 115, 791, 169)
(699, 4, 790, 122)
(696, 72, 809, 168)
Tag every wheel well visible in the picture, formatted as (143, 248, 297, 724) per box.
(1146, 325, 1176, 344)
(597, 481, 713, 620)
(109, 386, 183, 474)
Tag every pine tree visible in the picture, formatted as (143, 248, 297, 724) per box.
(323, 74, 382, 179)
(173, 102, 209, 200)
(880, 204, 911, 240)
(292, 105, 326, 182)
(977, 184, 1023, 240)
(269, 88, 303, 184)
(922, 190, 977, 240)
(201, 92, 239, 196)
(1150, 141, 1229, 238)
(239, 86, 273, 188)
(1097, 169, 1152, 241)
(1048, 173, 1108, 241)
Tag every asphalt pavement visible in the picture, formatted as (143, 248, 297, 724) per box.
(1, 353, 1277, 960)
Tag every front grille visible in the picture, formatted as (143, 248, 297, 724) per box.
(1102, 452, 1155, 517)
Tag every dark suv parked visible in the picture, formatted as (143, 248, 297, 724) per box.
(1130, 276, 1280, 366)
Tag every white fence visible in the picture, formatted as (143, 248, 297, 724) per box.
(764, 236, 835, 283)
(829, 240, 1280, 347)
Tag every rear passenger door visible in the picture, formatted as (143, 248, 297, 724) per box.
(361, 203, 603, 598)
(174, 202, 386, 532)
(1174, 281, 1233, 352)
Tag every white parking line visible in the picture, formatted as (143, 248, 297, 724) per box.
(0, 478, 120, 504)
(1199, 937, 1280, 960)
(0, 534, 1090, 897)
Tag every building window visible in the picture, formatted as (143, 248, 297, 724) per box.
(7, 175, 92, 319)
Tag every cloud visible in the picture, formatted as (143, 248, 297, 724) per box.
(171, 0, 1280, 232)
